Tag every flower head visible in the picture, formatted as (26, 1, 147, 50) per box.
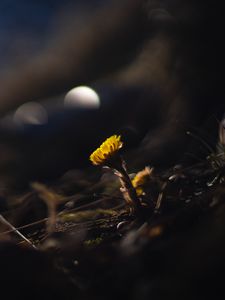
(90, 135, 123, 166)
(132, 166, 153, 196)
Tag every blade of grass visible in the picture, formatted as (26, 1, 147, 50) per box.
(0, 214, 37, 249)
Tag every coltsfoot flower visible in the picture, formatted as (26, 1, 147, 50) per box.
(89, 134, 142, 214)
(90, 135, 123, 166)
(132, 166, 153, 196)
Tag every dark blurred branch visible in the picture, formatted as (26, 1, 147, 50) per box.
(0, 0, 147, 115)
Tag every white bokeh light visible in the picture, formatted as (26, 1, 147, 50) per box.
(13, 102, 48, 126)
(64, 86, 100, 109)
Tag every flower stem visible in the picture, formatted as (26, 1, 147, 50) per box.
(114, 164, 142, 213)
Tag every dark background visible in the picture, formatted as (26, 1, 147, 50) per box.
(0, 0, 224, 189)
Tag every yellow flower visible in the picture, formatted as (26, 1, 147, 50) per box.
(90, 135, 123, 165)
(132, 166, 153, 196)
